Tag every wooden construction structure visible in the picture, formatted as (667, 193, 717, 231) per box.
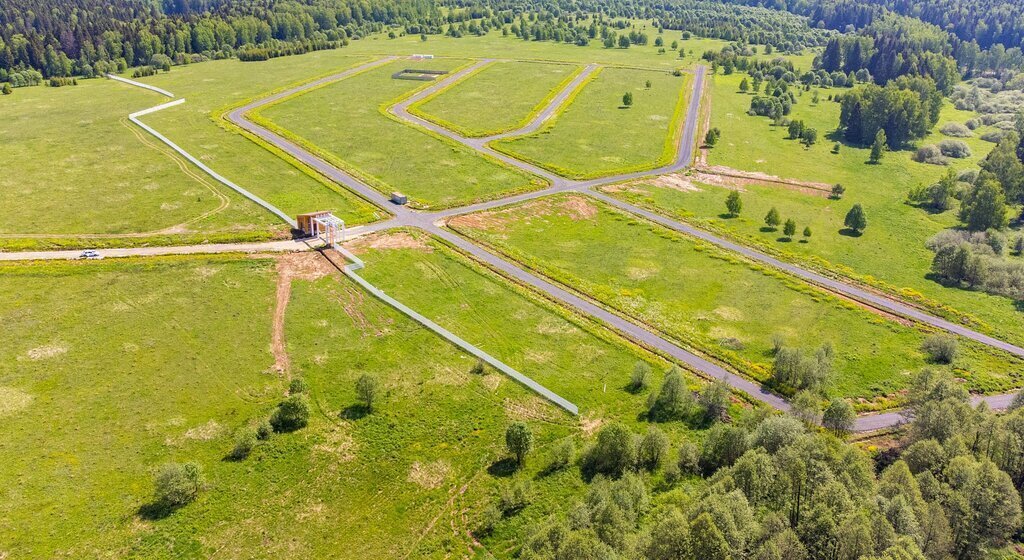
(297, 211, 345, 246)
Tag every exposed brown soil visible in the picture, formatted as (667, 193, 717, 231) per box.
(695, 165, 833, 197)
(344, 231, 432, 255)
(270, 252, 338, 374)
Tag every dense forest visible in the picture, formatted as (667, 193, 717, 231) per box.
(505, 368, 1024, 560)
(4, 0, 1023, 82)
(0, 0, 443, 80)
(725, 0, 1024, 53)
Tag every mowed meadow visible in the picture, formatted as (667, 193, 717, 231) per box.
(410, 60, 582, 137)
(602, 68, 1024, 347)
(0, 79, 278, 243)
(492, 66, 692, 178)
(447, 194, 1024, 405)
(254, 57, 546, 209)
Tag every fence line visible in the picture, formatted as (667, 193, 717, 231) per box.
(106, 73, 175, 98)
(334, 244, 579, 416)
(110, 72, 577, 415)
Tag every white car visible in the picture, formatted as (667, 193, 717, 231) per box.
(78, 250, 103, 260)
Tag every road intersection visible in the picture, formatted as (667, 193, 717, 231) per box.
(19, 57, 1023, 431)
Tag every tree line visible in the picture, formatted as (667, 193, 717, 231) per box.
(509, 366, 1024, 560)
(0, 0, 442, 81)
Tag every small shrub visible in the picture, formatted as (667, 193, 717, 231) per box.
(771, 334, 786, 355)
(506, 422, 534, 466)
(549, 439, 576, 471)
(637, 427, 669, 471)
(913, 145, 949, 166)
(499, 479, 532, 514)
(470, 359, 485, 375)
(154, 462, 204, 507)
(270, 394, 310, 432)
(965, 118, 981, 130)
(662, 460, 682, 484)
(718, 337, 744, 351)
(629, 361, 651, 392)
(937, 139, 971, 159)
(957, 169, 979, 184)
(921, 335, 958, 364)
(355, 374, 380, 413)
(288, 378, 308, 394)
(677, 441, 700, 476)
(980, 131, 1005, 143)
(940, 123, 972, 137)
(476, 504, 503, 535)
(255, 418, 273, 440)
(229, 428, 257, 460)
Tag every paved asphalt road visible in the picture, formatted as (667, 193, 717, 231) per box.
(21, 56, 1019, 431)
(212, 58, 1024, 429)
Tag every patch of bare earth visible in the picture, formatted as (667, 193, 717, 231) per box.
(22, 344, 68, 361)
(408, 460, 452, 490)
(313, 424, 356, 464)
(643, 173, 704, 193)
(0, 387, 32, 417)
(344, 231, 433, 255)
(184, 420, 222, 441)
(579, 413, 605, 436)
(694, 165, 832, 197)
(504, 396, 562, 423)
(448, 196, 598, 231)
(270, 252, 338, 374)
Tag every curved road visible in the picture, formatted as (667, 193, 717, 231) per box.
(148, 56, 1023, 430)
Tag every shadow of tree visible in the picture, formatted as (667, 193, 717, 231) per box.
(137, 500, 178, 521)
(488, 458, 518, 478)
(340, 404, 370, 420)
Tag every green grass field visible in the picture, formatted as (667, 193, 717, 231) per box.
(255, 57, 546, 209)
(448, 194, 1024, 405)
(0, 256, 280, 557)
(410, 60, 581, 137)
(601, 70, 1024, 347)
(0, 28, 729, 249)
(331, 23, 727, 70)
(135, 53, 385, 225)
(0, 240, 720, 556)
(0, 80, 278, 243)
(492, 67, 692, 178)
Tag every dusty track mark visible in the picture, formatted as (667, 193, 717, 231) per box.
(694, 165, 833, 197)
(344, 231, 433, 255)
(271, 252, 338, 373)
(402, 469, 484, 560)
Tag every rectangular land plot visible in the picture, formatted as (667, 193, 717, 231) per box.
(411, 60, 581, 137)
(0, 80, 278, 241)
(136, 53, 385, 225)
(448, 194, 1024, 405)
(347, 229, 698, 416)
(256, 58, 545, 209)
(491, 67, 691, 178)
(633, 69, 1024, 348)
